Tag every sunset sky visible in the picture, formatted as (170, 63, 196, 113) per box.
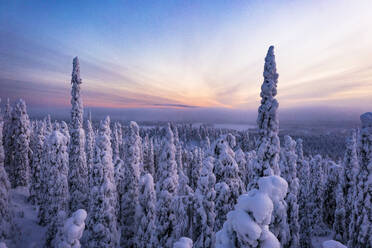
(1, 0, 371, 121)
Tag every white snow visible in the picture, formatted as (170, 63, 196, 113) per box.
(322, 240, 348, 248)
(173, 237, 193, 248)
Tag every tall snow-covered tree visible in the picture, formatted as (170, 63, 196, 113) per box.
(193, 156, 216, 248)
(154, 124, 179, 247)
(2, 99, 13, 183)
(342, 130, 359, 242)
(120, 121, 141, 247)
(348, 113, 372, 248)
(143, 135, 155, 176)
(38, 129, 69, 246)
(323, 161, 342, 228)
(29, 121, 45, 205)
(44, 114, 52, 137)
(85, 116, 119, 248)
(333, 166, 346, 243)
(85, 116, 94, 175)
(253, 45, 280, 186)
(214, 182, 231, 231)
(60, 121, 70, 147)
(111, 122, 121, 162)
(172, 158, 194, 241)
(280, 135, 299, 248)
(213, 136, 244, 211)
(137, 173, 156, 248)
(11, 99, 31, 187)
(68, 56, 89, 211)
(0, 100, 15, 241)
(308, 155, 327, 236)
(235, 148, 248, 188)
(296, 139, 311, 247)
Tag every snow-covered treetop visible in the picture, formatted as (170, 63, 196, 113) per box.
(72, 57, 82, 85)
(360, 112, 372, 127)
(70, 56, 83, 129)
(262, 45, 278, 98)
(173, 237, 193, 248)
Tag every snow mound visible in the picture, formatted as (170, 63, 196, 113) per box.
(55, 209, 87, 248)
(258, 175, 288, 202)
(173, 237, 193, 248)
(236, 190, 273, 225)
(0, 242, 7, 248)
(322, 240, 347, 248)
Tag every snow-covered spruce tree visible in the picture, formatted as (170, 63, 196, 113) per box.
(280, 136, 299, 248)
(38, 130, 69, 246)
(323, 160, 342, 228)
(214, 182, 231, 231)
(333, 166, 346, 243)
(68, 56, 89, 211)
(308, 155, 327, 236)
(296, 139, 311, 247)
(143, 135, 155, 176)
(54, 209, 87, 248)
(191, 147, 203, 190)
(85, 116, 119, 247)
(11, 99, 31, 187)
(29, 121, 45, 205)
(85, 116, 94, 175)
(120, 121, 141, 247)
(154, 124, 179, 247)
(342, 130, 359, 242)
(0, 100, 15, 241)
(213, 136, 244, 210)
(137, 173, 156, 248)
(235, 148, 248, 188)
(172, 158, 194, 241)
(193, 156, 216, 248)
(348, 113, 372, 248)
(2, 99, 13, 183)
(44, 114, 52, 137)
(252, 45, 280, 189)
(111, 122, 121, 162)
(216, 176, 287, 248)
(60, 121, 70, 147)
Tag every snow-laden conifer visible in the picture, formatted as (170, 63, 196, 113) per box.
(333, 166, 346, 242)
(85, 116, 119, 248)
(137, 173, 156, 248)
(85, 116, 94, 174)
(68, 57, 88, 211)
(214, 182, 231, 231)
(342, 130, 359, 242)
(44, 114, 52, 137)
(143, 135, 155, 176)
(254, 46, 280, 185)
(348, 113, 372, 248)
(308, 155, 327, 236)
(235, 148, 248, 188)
(173, 158, 194, 241)
(216, 176, 287, 248)
(213, 136, 244, 210)
(323, 161, 342, 228)
(120, 121, 141, 247)
(0, 100, 15, 241)
(280, 136, 299, 248)
(296, 139, 311, 247)
(60, 121, 70, 147)
(2, 99, 13, 183)
(29, 121, 45, 205)
(54, 209, 87, 248)
(154, 124, 179, 247)
(193, 156, 216, 248)
(111, 122, 121, 162)
(38, 129, 69, 245)
(11, 99, 31, 187)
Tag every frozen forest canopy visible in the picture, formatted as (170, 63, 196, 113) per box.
(0, 46, 371, 248)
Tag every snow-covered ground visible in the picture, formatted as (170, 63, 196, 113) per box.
(8, 187, 46, 248)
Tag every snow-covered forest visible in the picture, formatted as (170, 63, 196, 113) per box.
(0, 46, 371, 248)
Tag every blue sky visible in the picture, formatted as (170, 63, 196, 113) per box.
(0, 0, 371, 121)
